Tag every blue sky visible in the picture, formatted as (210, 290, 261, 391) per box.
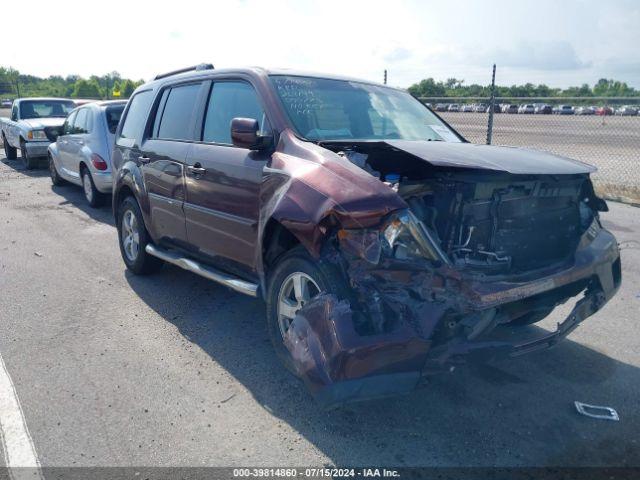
(4, 0, 639, 88)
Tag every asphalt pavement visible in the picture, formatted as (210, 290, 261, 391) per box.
(0, 151, 639, 468)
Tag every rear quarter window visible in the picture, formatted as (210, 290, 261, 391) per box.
(74, 109, 89, 134)
(105, 105, 126, 134)
(118, 90, 154, 144)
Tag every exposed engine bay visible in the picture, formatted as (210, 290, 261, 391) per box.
(330, 142, 603, 275)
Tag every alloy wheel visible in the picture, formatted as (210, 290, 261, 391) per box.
(276, 272, 321, 339)
(121, 210, 140, 262)
(82, 173, 93, 203)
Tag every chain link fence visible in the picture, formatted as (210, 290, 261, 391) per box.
(421, 97, 640, 205)
(2, 95, 640, 204)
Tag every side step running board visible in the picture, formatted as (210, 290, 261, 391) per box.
(145, 244, 259, 297)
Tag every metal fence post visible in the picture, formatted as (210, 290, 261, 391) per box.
(486, 64, 496, 145)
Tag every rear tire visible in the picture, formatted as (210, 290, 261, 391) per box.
(81, 167, 105, 208)
(49, 154, 66, 186)
(3, 134, 17, 160)
(117, 195, 163, 275)
(20, 139, 38, 170)
(265, 245, 351, 373)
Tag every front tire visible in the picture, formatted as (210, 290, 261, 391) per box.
(49, 154, 66, 186)
(20, 140, 38, 169)
(117, 196, 163, 275)
(81, 168, 104, 208)
(265, 245, 350, 372)
(3, 134, 17, 160)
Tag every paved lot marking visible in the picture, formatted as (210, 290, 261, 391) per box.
(0, 353, 43, 478)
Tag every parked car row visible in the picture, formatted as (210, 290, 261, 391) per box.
(0, 65, 622, 407)
(427, 102, 640, 115)
(48, 100, 126, 206)
(0, 98, 126, 196)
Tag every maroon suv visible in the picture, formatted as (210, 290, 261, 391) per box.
(112, 65, 621, 407)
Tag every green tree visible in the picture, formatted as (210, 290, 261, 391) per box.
(408, 78, 446, 97)
(120, 79, 136, 98)
(72, 78, 102, 98)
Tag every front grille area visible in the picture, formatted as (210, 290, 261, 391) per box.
(423, 175, 588, 275)
(490, 196, 580, 270)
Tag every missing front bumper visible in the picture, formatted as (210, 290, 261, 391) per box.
(284, 227, 620, 408)
(286, 285, 609, 409)
(422, 285, 607, 374)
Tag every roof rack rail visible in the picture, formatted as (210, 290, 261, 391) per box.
(154, 63, 214, 80)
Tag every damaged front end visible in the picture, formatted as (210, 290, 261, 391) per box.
(282, 141, 622, 408)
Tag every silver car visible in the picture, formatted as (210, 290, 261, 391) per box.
(48, 101, 126, 207)
(518, 104, 535, 114)
(614, 105, 638, 116)
(575, 106, 596, 115)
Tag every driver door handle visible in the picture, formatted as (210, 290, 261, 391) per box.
(187, 164, 206, 176)
(138, 155, 151, 165)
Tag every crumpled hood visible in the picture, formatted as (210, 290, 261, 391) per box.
(384, 140, 596, 175)
(21, 117, 66, 130)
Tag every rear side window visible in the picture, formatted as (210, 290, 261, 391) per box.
(202, 82, 269, 144)
(119, 90, 153, 140)
(74, 109, 88, 134)
(154, 83, 201, 140)
(105, 105, 125, 134)
(63, 111, 77, 135)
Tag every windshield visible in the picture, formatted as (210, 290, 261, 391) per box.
(270, 75, 462, 143)
(20, 100, 75, 119)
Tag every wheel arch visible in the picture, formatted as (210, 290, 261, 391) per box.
(262, 218, 303, 271)
(258, 207, 341, 297)
(112, 161, 148, 223)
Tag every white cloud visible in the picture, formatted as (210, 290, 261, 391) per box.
(485, 41, 591, 71)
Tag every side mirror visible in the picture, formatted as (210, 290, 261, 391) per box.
(230, 117, 272, 151)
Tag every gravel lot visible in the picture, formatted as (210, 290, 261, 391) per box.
(0, 149, 639, 469)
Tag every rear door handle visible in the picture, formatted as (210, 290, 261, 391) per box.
(187, 164, 206, 176)
(138, 155, 151, 165)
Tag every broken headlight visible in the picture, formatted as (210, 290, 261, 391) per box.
(382, 210, 449, 264)
(338, 210, 450, 265)
(383, 214, 423, 259)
